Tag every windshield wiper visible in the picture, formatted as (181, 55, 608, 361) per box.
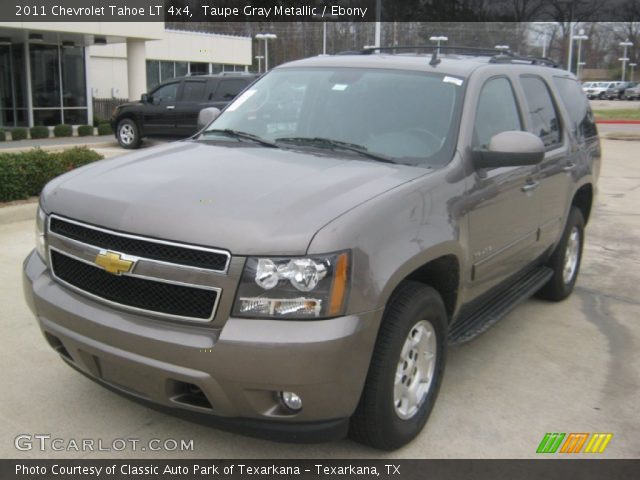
(275, 137, 396, 164)
(201, 129, 278, 148)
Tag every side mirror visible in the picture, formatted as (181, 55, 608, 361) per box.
(197, 107, 221, 131)
(140, 93, 149, 103)
(473, 131, 545, 169)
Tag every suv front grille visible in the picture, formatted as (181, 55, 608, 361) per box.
(50, 217, 229, 272)
(51, 251, 218, 320)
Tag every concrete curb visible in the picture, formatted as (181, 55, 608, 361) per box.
(0, 141, 118, 153)
(595, 119, 640, 124)
(0, 201, 37, 225)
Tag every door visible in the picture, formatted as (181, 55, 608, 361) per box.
(174, 79, 208, 135)
(466, 76, 541, 297)
(142, 81, 179, 135)
(518, 75, 571, 251)
(207, 78, 250, 110)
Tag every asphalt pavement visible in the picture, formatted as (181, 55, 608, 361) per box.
(0, 139, 638, 459)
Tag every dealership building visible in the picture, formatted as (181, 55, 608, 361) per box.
(0, 22, 252, 128)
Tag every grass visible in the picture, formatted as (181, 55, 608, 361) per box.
(593, 109, 640, 120)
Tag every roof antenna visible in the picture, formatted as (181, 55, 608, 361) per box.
(429, 49, 441, 66)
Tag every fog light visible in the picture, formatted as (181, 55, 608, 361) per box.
(280, 391, 302, 411)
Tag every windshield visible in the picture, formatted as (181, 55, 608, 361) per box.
(202, 67, 464, 166)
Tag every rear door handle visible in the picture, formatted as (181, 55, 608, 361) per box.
(166, 105, 175, 110)
(563, 162, 576, 172)
(521, 180, 540, 192)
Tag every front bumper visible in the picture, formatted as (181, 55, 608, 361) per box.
(23, 251, 382, 441)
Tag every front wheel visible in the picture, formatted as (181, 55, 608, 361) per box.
(116, 118, 142, 149)
(349, 282, 447, 450)
(537, 207, 585, 301)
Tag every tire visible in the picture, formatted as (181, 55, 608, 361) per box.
(537, 207, 585, 302)
(598, 92, 605, 99)
(349, 282, 447, 450)
(116, 118, 142, 149)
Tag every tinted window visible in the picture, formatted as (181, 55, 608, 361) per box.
(520, 76, 562, 148)
(214, 79, 248, 101)
(182, 81, 206, 101)
(474, 77, 521, 148)
(151, 83, 178, 105)
(552, 77, 598, 140)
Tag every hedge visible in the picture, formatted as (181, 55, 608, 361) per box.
(97, 122, 113, 135)
(77, 125, 94, 137)
(11, 128, 27, 141)
(0, 147, 104, 202)
(53, 124, 73, 137)
(30, 126, 49, 139)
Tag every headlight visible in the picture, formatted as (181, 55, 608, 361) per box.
(35, 206, 48, 265)
(233, 251, 350, 319)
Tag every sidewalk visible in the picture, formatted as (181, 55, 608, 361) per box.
(0, 135, 118, 152)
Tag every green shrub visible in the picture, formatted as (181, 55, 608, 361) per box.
(30, 126, 49, 139)
(77, 125, 94, 137)
(97, 122, 112, 135)
(0, 147, 104, 202)
(0, 130, 5, 142)
(53, 124, 73, 137)
(11, 128, 27, 141)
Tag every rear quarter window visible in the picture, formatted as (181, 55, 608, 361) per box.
(519, 75, 562, 149)
(552, 77, 598, 140)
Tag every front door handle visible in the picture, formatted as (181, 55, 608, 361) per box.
(563, 162, 576, 172)
(166, 105, 175, 110)
(521, 180, 540, 192)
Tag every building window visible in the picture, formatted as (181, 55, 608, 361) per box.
(29, 43, 87, 126)
(189, 62, 208, 75)
(175, 62, 188, 77)
(146, 60, 160, 91)
(160, 61, 174, 82)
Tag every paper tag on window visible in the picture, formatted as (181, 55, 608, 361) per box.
(226, 89, 256, 111)
(332, 84, 348, 91)
(443, 76, 463, 86)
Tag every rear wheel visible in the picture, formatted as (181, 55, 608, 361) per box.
(350, 282, 447, 450)
(116, 118, 142, 149)
(537, 207, 585, 301)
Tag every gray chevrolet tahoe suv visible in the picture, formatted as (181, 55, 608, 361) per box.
(23, 47, 600, 450)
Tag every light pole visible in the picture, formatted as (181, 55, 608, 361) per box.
(577, 62, 586, 81)
(254, 55, 264, 73)
(573, 30, 588, 80)
(619, 40, 633, 81)
(255, 33, 277, 72)
(429, 36, 448, 54)
(630, 63, 637, 82)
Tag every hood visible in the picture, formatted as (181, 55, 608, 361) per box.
(42, 141, 428, 255)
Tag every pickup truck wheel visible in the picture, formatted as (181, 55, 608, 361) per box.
(349, 282, 447, 450)
(537, 207, 585, 301)
(116, 119, 141, 149)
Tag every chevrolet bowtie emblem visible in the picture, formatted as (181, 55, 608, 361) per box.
(95, 251, 134, 275)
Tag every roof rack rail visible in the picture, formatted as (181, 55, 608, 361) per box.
(357, 45, 559, 69)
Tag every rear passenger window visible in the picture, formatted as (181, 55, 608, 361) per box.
(474, 77, 522, 148)
(520, 76, 562, 148)
(182, 81, 206, 102)
(214, 79, 248, 101)
(552, 77, 598, 139)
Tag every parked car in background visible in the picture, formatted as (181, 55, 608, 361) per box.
(606, 81, 635, 100)
(624, 83, 640, 100)
(581, 81, 595, 92)
(111, 73, 258, 149)
(585, 82, 615, 99)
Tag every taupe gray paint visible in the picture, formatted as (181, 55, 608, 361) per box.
(23, 55, 600, 425)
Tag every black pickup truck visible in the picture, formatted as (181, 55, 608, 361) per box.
(111, 73, 258, 148)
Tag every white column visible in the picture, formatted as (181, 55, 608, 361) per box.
(24, 38, 34, 127)
(84, 47, 93, 126)
(126, 39, 146, 101)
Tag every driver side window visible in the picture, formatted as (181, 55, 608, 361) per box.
(151, 82, 178, 105)
(474, 77, 522, 148)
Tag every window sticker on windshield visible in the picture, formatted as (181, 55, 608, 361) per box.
(443, 76, 463, 86)
(226, 89, 256, 111)
(332, 84, 348, 91)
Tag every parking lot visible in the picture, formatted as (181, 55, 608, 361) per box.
(0, 138, 638, 459)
